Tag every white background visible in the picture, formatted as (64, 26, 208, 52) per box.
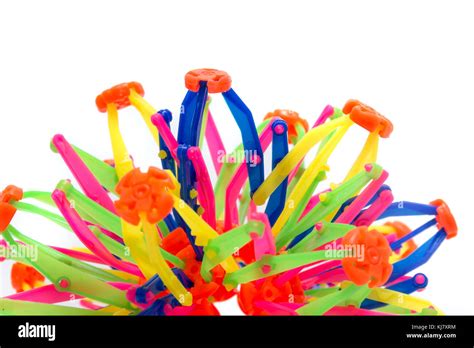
(1, 0, 473, 314)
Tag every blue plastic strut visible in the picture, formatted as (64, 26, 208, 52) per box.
(177, 82, 208, 147)
(388, 230, 446, 283)
(138, 294, 180, 316)
(265, 119, 289, 226)
(222, 88, 264, 196)
(135, 269, 193, 305)
(378, 201, 437, 220)
(390, 218, 437, 251)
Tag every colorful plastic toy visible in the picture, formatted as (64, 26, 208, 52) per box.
(0, 68, 457, 316)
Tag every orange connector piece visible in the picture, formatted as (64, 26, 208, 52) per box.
(343, 99, 393, 138)
(0, 185, 23, 232)
(95, 82, 144, 113)
(161, 226, 235, 303)
(187, 300, 220, 316)
(11, 262, 45, 293)
(342, 226, 393, 288)
(161, 228, 190, 256)
(182, 255, 235, 303)
(264, 109, 309, 142)
(185, 69, 232, 93)
(114, 167, 175, 225)
(237, 275, 305, 315)
(430, 199, 458, 239)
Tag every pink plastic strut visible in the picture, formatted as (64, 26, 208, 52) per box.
(249, 212, 276, 261)
(52, 134, 121, 243)
(52, 189, 143, 277)
(300, 267, 348, 289)
(354, 189, 394, 226)
(205, 110, 226, 175)
(151, 113, 178, 161)
(335, 167, 389, 224)
(80, 300, 103, 310)
(165, 305, 195, 316)
(326, 306, 393, 316)
(224, 120, 273, 230)
(297, 260, 342, 283)
(6, 282, 132, 304)
(187, 146, 216, 229)
(86, 222, 123, 245)
(52, 134, 117, 214)
(50, 246, 108, 265)
(7, 284, 75, 304)
(313, 105, 334, 127)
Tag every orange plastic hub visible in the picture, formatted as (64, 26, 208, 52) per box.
(161, 225, 235, 303)
(430, 199, 458, 239)
(95, 82, 144, 113)
(237, 276, 305, 315)
(185, 69, 232, 93)
(182, 258, 235, 303)
(0, 185, 23, 232)
(264, 109, 309, 142)
(341, 226, 393, 288)
(0, 204, 17, 233)
(114, 167, 175, 225)
(0, 185, 23, 203)
(190, 276, 219, 299)
(176, 244, 196, 263)
(208, 265, 235, 302)
(11, 262, 45, 293)
(343, 99, 393, 138)
(183, 257, 202, 282)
